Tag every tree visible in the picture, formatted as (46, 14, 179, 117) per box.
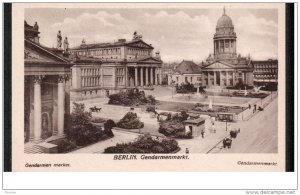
(104, 119, 116, 137)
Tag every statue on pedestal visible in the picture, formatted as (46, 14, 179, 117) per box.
(57, 30, 62, 49)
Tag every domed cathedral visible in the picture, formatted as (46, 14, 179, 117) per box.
(201, 8, 254, 89)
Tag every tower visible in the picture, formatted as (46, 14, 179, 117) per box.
(213, 8, 237, 60)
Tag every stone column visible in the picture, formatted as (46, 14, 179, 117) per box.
(140, 67, 144, 86)
(226, 71, 229, 86)
(150, 67, 153, 85)
(213, 71, 216, 86)
(233, 72, 236, 85)
(159, 68, 162, 85)
(101, 68, 103, 86)
(153, 68, 157, 85)
(33, 75, 43, 142)
(208, 72, 211, 86)
(134, 67, 138, 86)
(220, 71, 223, 86)
(145, 67, 149, 86)
(57, 75, 65, 136)
(242, 72, 245, 84)
(214, 41, 216, 54)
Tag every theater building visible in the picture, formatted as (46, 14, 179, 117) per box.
(69, 32, 163, 100)
(24, 21, 72, 144)
(168, 60, 202, 85)
(252, 59, 278, 85)
(201, 8, 254, 88)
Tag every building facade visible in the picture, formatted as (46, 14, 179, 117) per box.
(168, 60, 202, 85)
(201, 8, 254, 88)
(252, 59, 278, 85)
(24, 21, 72, 143)
(69, 32, 163, 100)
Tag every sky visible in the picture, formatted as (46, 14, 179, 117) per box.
(25, 8, 278, 62)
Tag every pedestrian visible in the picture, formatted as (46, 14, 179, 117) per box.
(201, 130, 205, 138)
(254, 104, 257, 111)
(185, 148, 189, 154)
(248, 104, 251, 109)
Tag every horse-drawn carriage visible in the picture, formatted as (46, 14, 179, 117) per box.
(223, 138, 232, 149)
(89, 106, 102, 112)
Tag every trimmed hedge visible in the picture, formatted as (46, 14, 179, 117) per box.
(104, 134, 179, 153)
(117, 112, 144, 129)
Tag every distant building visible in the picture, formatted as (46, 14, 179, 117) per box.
(252, 59, 278, 85)
(168, 60, 202, 85)
(69, 31, 163, 100)
(24, 21, 72, 143)
(201, 8, 253, 88)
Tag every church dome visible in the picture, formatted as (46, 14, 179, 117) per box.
(216, 13, 233, 28)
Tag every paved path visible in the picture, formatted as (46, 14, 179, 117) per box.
(176, 121, 230, 153)
(216, 97, 278, 153)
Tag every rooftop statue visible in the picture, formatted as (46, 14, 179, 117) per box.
(57, 30, 62, 49)
(63, 37, 69, 52)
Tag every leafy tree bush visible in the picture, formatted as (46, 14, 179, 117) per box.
(65, 102, 112, 147)
(159, 111, 192, 139)
(104, 134, 179, 153)
(108, 88, 157, 106)
(176, 82, 197, 93)
(260, 83, 277, 91)
(104, 119, 116, 137)
(117, 112, 144, 129)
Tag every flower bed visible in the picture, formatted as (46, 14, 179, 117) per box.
(104, 134, 179, 153)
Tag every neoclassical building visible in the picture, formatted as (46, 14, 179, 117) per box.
(69, 32, 163, 100)
(24, 21, 72, 144)
(253, 59, 278, 85)
(168, 60, 202, 85)
(201, 8, 254, 88)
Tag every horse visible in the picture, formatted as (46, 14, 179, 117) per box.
(89, 106, 102, 112)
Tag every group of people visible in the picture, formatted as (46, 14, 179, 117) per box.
(249, 104, 264, 113)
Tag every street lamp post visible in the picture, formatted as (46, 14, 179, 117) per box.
(171, 81, 174, 98)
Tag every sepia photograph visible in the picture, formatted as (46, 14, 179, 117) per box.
(6, 2, 290, 174)
(23, 6, 279, 155)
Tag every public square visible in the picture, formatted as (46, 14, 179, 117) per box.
(70, 85, 278, 154)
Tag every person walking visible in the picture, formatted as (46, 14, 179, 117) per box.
(201, 129, 205, 138)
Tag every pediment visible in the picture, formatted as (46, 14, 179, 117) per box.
(126, 40, 153, 49)
(137, 57, 161, 63)
(25, 39, 69, 63)
(203, 62, 234, 69)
